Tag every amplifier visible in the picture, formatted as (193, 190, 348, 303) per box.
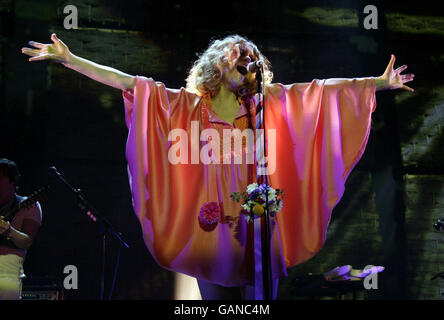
(22, 276, 64, 300)
(22, 289, 61, 300)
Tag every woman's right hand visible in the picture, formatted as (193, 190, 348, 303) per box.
(21, 33, 72, 64)
(21, 33, 136, 91)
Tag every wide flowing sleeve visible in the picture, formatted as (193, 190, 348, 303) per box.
(266, 77, 376, 268)
(122, 76, 202, 266)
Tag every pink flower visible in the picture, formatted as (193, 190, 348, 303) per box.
(198, 202, 221, 230)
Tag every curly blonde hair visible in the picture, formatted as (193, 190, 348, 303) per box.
(186, 35, 273, 100)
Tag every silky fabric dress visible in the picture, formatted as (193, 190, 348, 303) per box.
(122, 76, 376, 287)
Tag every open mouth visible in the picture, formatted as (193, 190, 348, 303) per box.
(236, 65, 248, 75)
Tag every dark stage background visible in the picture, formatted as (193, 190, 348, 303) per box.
(1, 0, 443, 300)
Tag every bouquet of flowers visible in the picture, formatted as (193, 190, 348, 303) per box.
(230, 182, 285, 223)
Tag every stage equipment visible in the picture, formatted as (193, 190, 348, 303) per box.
(49, 166, 129, 300)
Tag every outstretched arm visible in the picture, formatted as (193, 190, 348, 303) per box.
(374, 54, 414, 92)
(21, 33, 136, 91)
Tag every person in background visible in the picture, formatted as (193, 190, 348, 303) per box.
(0, 158, 42, 300)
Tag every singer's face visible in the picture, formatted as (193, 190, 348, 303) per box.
(222, 46, 256, 93)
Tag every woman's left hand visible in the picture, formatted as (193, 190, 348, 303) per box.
(376, 54, 415, 92)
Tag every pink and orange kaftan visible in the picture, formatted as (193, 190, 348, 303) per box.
(122, 76, 376, 287)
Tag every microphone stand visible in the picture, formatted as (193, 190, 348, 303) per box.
(49, 167, 129, 300)
(256, 66, 273, 300)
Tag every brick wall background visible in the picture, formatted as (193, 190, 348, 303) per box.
(1, 0, 443, 299)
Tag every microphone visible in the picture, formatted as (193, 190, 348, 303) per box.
(48, 166, 60, 176)
(246, 60, 263, 73)
(237, 60, 264, 75)
(48, 166, 80, 193)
